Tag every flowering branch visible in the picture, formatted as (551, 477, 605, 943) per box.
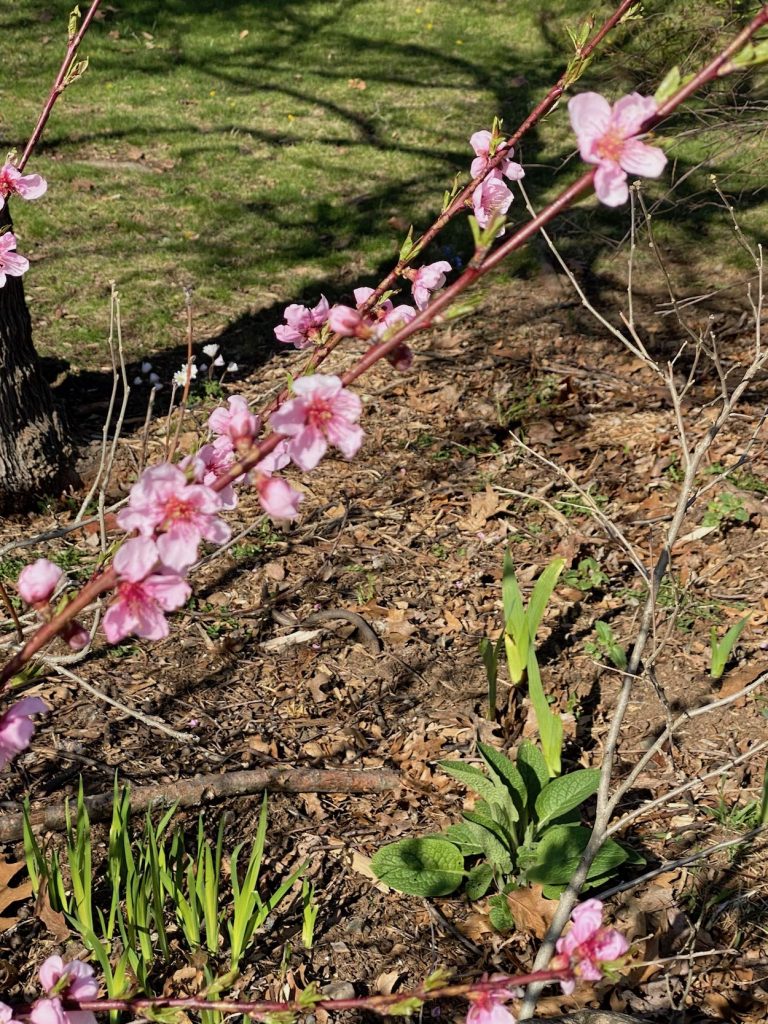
(17, 0, 103, 172)
(15, 969, 568, 1019)
(259, 0, 640, 417)
(6, 968, 573, 1024)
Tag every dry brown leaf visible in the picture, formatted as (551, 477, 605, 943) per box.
(347, 850, 390, 893)
(34, 880, 70, 942)
(0, 855, 33, 932)
(505, 884, 558, 939)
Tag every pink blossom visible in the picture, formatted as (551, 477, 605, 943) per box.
(116, 464, 231, 573)
(376, 303, 417, 337)
(0, 163, 47, 207)
(40, 956, 98, 1001)
(472, 176, 513, 234)
(0, 697, 47, 769)
(256, 439, 291, 475)
(270, 374, 363, 471)
(0, 231, 29, 287)
(555, 898, 629, 994)
(17, 558, 62, 605)
(470, 131, 524, 182)
(103, 572, 191, 643)
(182, 437, 240, 509)
(411, 261, 452, 310)
(208, 395, 260, 447)
(466, 978, 521, 1024)
(30, 999, 68, 1024)
(568, 92, 667, 206)
(274, 295, 330, 349)
(256, 474, 303, 519)
(0, 1001, 22, 1024)
(328, 304, 366, 336)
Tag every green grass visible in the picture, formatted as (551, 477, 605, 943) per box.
(1, 0, 765, 372)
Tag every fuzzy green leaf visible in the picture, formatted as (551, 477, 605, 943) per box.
(371, 838, 465, 897)
(534, 769, 600, 829)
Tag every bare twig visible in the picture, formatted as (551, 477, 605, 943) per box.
(1, 765, 401, 842)
(47, 662, 193, 745)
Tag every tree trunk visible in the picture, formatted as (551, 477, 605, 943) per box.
(0, 204, 77, 511)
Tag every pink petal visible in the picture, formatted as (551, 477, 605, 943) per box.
(619, 138, 667, 178)
(143, 573, 191, 612)
(30, 999, 67, 1024)
(274, 323, 306, 345)
(103, 602, 137, 643)
(328, 304, 363, 335)
(353, 286, 375, 305)
(611, 92, 657, 137)
(15, 172, 47, 201)
(469, 130, 492, 158)
(570, 899, 604, 941)
(289, 425, 327, 471)
(568, 93, 612, 162)
(257, 475, 303, 519)
(310, 294, 330, 324)
(2, 251, 29, 277)
(270, 395, 310, 436)
(157, 525, 200, 572)
(114, 537, 159, 582)
(0, 232, 17, 255)
(39, 956, 65, 993)
(292, 373, 342, 399)
(594, 161, 628, 206)
(325, 418, 364, 459)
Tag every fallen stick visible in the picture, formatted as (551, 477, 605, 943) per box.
(0, 766, 400, 842)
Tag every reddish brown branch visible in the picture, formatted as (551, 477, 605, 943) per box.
(18, 0, 104, 172)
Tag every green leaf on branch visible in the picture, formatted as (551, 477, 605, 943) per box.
(534, 769, 600, 829)
(388, 998, 424, 1017)
(424, 966, 453, 991)
(654, 65, 682, 105)
(399, 226, 415, 261)
(370, 838, 465, 897)
(68, 5, 81, 42)
(732, 39, 768, 69)
(64, 58, 89, 88)
(516, 741, 549, 803)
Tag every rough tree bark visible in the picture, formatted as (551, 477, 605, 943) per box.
(0, 204, 77, 511)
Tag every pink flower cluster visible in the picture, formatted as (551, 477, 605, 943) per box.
(100, 375, 362, 644)
(4, 955, 99, 1024)
(552, 898, 629, 994)
(568, 92, 666, 206)
(470, 130, 524, 235)
(0, 163, 47, 288)
(277, 266, 455, 368)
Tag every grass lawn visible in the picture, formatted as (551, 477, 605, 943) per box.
(1, 0, 765, 370)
